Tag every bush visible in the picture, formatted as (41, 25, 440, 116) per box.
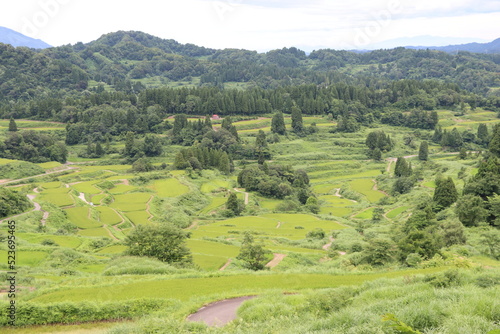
(424, 269, 464, 288)
(0, 299, 172, 326)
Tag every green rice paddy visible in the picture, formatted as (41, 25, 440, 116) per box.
(150, 178, 189, 197)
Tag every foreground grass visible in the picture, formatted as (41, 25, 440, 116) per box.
(30, 267, 446, 304)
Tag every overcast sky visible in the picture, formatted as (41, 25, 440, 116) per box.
(1, 0, 499, 51)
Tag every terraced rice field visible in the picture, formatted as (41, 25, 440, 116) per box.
(39, 188, 74, 207)
(199, 197, 227, 215)
(201, 179, 231, 193)
(386, 206, 410, 219)
(349, 179, 386, 202)
(318, 195, 354, 216)
(97, 207, 123, 225)
(0, 250, 48, 266)
(110, 193, 151, 212)
(17, 233, 82, 248)
(78, 227, 111, 237)
(64, 207, 103, 229)
(125, 211, 152, 225)
(71, 181, 102, 195)
(192, 214, 346, 241)
(150, 178, 189, 197)
(186, 239, 240, 270)
(353, 207, 375, 219)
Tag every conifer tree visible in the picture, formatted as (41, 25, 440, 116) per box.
(432, 125, 442, 143)
(489, 124, 500, 157)
(8, 117, 17, 132)
(271, 111, 286, 135)
(174, 151, 189, 169)
(124, 131, 135, 157)
(394, 157, 411, 177)
(433, 177, 458, 210)
(477, 123, 489, 145)
(372, 148, 382, 161)
(291, 106, 303, 133)
(218, 152, 231, 174)
(95, 142, 104, 157)
(418, 141, 429, 161)
(204, 115, 212, 129)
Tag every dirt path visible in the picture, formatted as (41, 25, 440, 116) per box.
(219, 259, 232, 271)
(334, 188, 357, 203)
(372, 179, 389, 196)
(322, 236, 335, 250)
(145, 196, 154, 222)
(1, 191, 49, 225)
(103, 225, 119, 241)
(187, 296, 256, 327)
(276, 221, 282, 228)
(233, 188, 249, 205)
(265, 253, 287, 268)
(0, 165, 77, 186)
(78, 193, 91, 205)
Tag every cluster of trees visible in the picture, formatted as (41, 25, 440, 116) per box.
(0, 187, 31, 218)
(0, 131, 67, 163)
(122, 132, 163, 158)
(174, 146, 231, 174)
(365, 130, 394, 160)
(392, 157, 415, 194)
(124, 223, 192, 266)
(237, 163, 312, 201)
(432, 124, 491, 150)
(456, 127, 500, 227)
(381, 109, 439, 129)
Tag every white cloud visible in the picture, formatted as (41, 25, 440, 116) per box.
(0, 0, 498, 50)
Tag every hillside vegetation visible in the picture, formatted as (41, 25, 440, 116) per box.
(0, 31, 499, 333)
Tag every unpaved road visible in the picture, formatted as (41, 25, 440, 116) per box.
(265, 253, 286, 268)
(187, 296, 256, 326)
(233, 188, 249, 205)
(0, 165, 76, 185)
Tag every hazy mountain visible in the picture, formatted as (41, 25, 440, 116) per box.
(0, 26, 51, 49)
(407, 38, 500, 54)
(362, 36, 500, 54)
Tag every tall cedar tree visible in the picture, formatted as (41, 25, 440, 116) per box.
(221, 116, 239, 140)
(271, 111, 286, 135)
(204, 115, 212, 129)
(489, 124, 500, 157)
(433, 177, 458, 210)
(418, 141, 429, 161)
(291, 106, 303, 133)
(8, 117, 17, 132)
(477, 123, 489, 145)
(394, 157, 412, 177)
(218, 152, 231, 174)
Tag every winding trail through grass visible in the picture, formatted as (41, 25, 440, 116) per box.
(0, 165, 77, 186)
(372, 179, 389, 196)
(0, 188, 49, 225)
(219, 259, 232, 271)
(322, 236, 335, 250)
(266, 253, 287, 268)
(233, 188, 249, 205)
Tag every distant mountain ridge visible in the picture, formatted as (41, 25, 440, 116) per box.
(0, 26, 51, 49)
(405, 38, 500, 54)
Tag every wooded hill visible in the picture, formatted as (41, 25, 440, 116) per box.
(0, 30, 499, 102)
